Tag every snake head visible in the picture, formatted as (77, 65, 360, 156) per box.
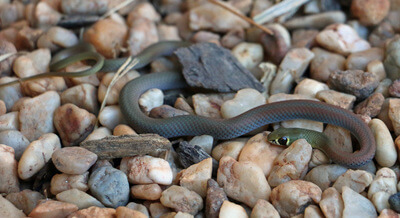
(267, 128, 314, 146)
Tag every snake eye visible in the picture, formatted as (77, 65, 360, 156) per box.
(278, 136, 289, 145)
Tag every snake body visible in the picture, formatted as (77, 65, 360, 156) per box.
(0, 41, 376, 167)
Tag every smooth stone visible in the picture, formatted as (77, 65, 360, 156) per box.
(342, 186, 377, 218)
(56, 189, 104, 210)
(0, 130, 29, 160)
(52, 147, 97, 174)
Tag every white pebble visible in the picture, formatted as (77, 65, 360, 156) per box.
(231, 42, 264, 70)
(342, 186, 377, 218)
(139, 88, 164, 113)
(98, 105, 126, 130)
(368, 119, 397, 167)
(189, 135, 214, 154)
(221, 88, 265, 119)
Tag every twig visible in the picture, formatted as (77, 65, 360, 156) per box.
(253, 0, 311, 24)
(101, 0, 136, 19)
(207, 0, 273, 35)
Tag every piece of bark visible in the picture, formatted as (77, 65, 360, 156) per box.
(175, 42, 264, 93)
(80, 134, 171, 159)
(176, 141, 219, 174)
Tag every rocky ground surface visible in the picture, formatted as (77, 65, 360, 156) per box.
(1, 0, 400, 217)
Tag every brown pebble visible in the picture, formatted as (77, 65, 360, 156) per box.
(354, 93, 385, 117)
(389, 79, 400, 97)
(351, 0, 390, 26)
(131, 184, 162, 201)
(67, 206, 116, 218)
(292, 29, 318, 48)
(113, 124, 137, 136)
(328, 70, 380, 100)
(0, 100, 6, 115)
(260, 24, 290, 65)
(29, 199, 78, 218)
(205, 179, 228, 218)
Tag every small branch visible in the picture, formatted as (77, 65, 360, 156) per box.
(253, 0, 311, 24)
(208, 0, 273, 35)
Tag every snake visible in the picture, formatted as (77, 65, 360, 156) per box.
(0, 41, 376, 168)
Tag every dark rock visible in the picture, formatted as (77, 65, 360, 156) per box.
(354, 93, 384, 117)
(175, 42, 264, 93)
(88, 166, 129, 208)
(149, 105, 190, 118)
(176, 141, 219, 175)
(389, 192, 400, 213)
(389, 79, 400, 97)
(328, 70, 380, 100)
(205, 179, 228, 218)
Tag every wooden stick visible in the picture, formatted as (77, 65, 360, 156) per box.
(253, 0, 311, 24)
(208, 0, 273, 35)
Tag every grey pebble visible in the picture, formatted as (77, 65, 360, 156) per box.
(88, 166, 129, 208)
(389, 192, 400, 213)
(0, 130, 29, 160)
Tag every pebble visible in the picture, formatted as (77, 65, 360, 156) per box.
(238, 132, 284, 176)
(260, 24, 291, 65)
(18, 133, 61, 180)
(50, 172, 89, 195)
(0, 195, 26, 218)
(189, 2, 249, 33)
(292, 29, 319, 49)
(188, 135, 213, 155)
(316, 24, 371, 55)
(284, 11, 346, 30)
(220, 88, 265, 119)
(13, 48, 50, 77)
(5, 189, 44, 215)
(34, 2, 62, 28)
(174, 97, 194, 114)
(53, 103, 96, 146)
(98, 105, 127, 130)
(127, 16, 159, 56)
(160, 185, 203, 215)
(270, 180, 322, 217)
(369, 119, 397, 167)
(126, 2, 161, 24)
(354, 93, 384, 117)
(368, 60, 387, 81)
(56, 189, 104, 210)
(178, 158, 212, 198)
(319, 187, 344, 218)
(332, 169, 373, 193)
(98, 71, 140, 105)
(384, 36, 400, 80)
(119, 155, 173, 185)
(206, 179, 228, 218)
(368, 168, 397, 212)
(138, 88, 164, 113)
(0, 111, 19, 131)
(0, 144, 19, 194)
(130, 184, 162, 201)
(60, 84, 99, 114)
(0, 40, 17, 76)
(88, 166, 130, 208)
(0, 77, 22, 111)
(389, 192, 400, 213)
(379, 209, 400, 217)
(83, 127, 112, 142)
(158, 24, 181, 41)
(270, 48, 314, 95)
(18, 91, 60, 141)
(52, 147, 97, 174)
(388, 99, 400, 136)
(324, 125, 353, 153)
(192, 93, 234, 119)
(0, 130, 29, 160)
(369, 22, 395, 48)
(351, 0, 390, 26)
(28, 199, 78, 218)
(67, 206, 116, 218)
(389, 79, 400, 97)
(212, 138, 247, 161)
(217, 156, 271, 207)
(191, 31, 220, 44)
(342, 186, 377, 218)
(149, 105, 189, 118)
(231, 42, 264, 71)
(345, 47, 384, 71)
(268, 139, 312, 187)
(294, 78, 329, 98)
(304, 205, 324, 218)
(328, 70, 380, 100)
(221, 28, 245, 49)
(218, 201, 247, 218)
(126, 202, 149, 217)
(37, 26, 79, 52)
(250, 199, 280, 218)
(375, 79, 392, 98)
(61, 0, 108, 15)
(0, 100, 5, 116)
(316, 90, 356, 110)
(116, 207, 147, 218)
(304, 164, 348, 191)
(113, 124, 137, 136)
(83, 16, 127, 59)
(149, 202, 171, 217)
